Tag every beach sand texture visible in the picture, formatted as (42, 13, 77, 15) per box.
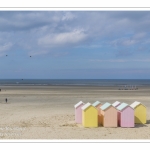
(0, 85, 150, 139)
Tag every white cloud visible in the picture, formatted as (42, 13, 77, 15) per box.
(0, 42, 13, 52)
(0, 42, 13, 57)
(38, 29, 87, 48)
(110, 37, 137, 47)
(90, 59, 150, 63)
(143, 38, 150, 44)
(1, 11, 150, 57)
(90, 59, 127, 62)
(62, 12, 76, 21)
(122, 39, 137, 46)
(29, 50, 49, 56)
(133, 32, 146, 39)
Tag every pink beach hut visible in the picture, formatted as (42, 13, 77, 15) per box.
(100, 102, 118, 127)
(112, 101, 121, 108)
(92, 101, 102, 126)
(117, 103, 134, 128)
(74, 101, 85, 124)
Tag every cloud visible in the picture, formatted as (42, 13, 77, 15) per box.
(1, 11, 150, 57)
(0, 42, 13, 57)
(0, 42, 13, 52)
(110, 38, 128, 47)
(62, 12, 76, 21)
(38, 29, 87, 48)
(110, 33, 145, 47)
(90, 59, 150, 63)
(122, 39, 137, 46)
(143, 38, 150, 44)
(0, 12, 61, 32)
(133, 32, 146, 39)
(29, 50, 49, 56)
(90, 59, 126, 62)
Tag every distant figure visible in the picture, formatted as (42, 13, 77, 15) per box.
(6, 55, 8, 56)
(0, 89, 1, 91)
(5, 98, 7, 103)
(30, 56, 31, 57)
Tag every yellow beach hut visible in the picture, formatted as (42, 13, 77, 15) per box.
(130, 101, 146, 124)
(81, 102, 98, 127)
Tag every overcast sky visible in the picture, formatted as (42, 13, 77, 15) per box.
(0, 11, 150, 79)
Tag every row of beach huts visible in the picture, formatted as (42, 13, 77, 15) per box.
(74, 101, 146, 128)
(118, 85, 138, 90)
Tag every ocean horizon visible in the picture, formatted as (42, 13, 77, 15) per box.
(0, 79, 150, 87)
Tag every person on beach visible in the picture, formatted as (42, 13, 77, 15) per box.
(5, 98, 7, 103)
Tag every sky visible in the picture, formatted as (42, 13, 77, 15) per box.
(0, 11, 150, 79)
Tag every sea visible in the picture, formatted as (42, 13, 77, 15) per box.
(0, 79, 150, 87)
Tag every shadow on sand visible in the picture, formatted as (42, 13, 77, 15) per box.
(0, 102, 10, 104)
(146, 120, 150, 124)
(134, 120, 150, 128)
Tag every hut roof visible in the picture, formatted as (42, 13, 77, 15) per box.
(81, 102, 91, 110)
(130, 101, 146, 109)
(100, 102, 111, 111)
(117, 103, 130, 111)
(92, 101, 101, 107)
(112, 101, 121, 107)
(74, 101, 84, 108)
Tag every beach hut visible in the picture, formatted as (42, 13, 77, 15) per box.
(92, 101, 102, 126)
(74, 101, 85, 124)
(81, 102, 98, 127)
(100, 102, 118, 127)
(117, 103, 134, 128)
(112, 101, 121, 107)
(130, 101, 146, 124)
(112, 101, 121, 125)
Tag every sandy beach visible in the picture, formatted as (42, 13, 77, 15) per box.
(0, 85, 150, 139)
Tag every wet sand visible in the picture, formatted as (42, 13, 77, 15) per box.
(0, 85, 149, 139)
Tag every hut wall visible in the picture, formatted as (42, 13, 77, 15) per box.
(134, 105, 146, 124)
(75, 104, 84, 123)
(120, 107, 134, 127)
(96, 104, 102, 126)
(104, 107, 117, 127)
(82, 106, 98, 127)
